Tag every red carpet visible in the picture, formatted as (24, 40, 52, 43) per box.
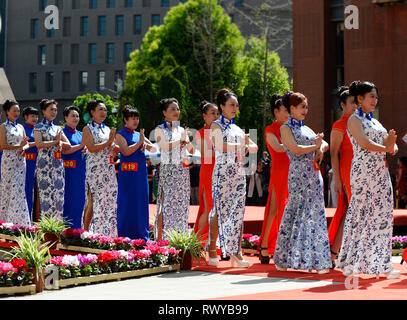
(149, 204, 407, 233)
(191, 255, 407, 300)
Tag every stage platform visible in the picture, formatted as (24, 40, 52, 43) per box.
(149, 204, 407, 234)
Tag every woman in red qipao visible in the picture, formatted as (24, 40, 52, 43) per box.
(328, 86, 357, 267)
(194, 101, 219, 246)
(257, 94, 290, 264)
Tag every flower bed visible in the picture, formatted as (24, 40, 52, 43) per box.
(0, 221, 38, 241)
(46, 247, 180, 289)
(0, 259, 36, 295)
(241, 234, 259, 253)
(59, 228, 170, 253)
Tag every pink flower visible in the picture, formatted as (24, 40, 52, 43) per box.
(168, 247, 180, 255)
(99, 236, 114, 245)
(0, 262, 17, 274)
(242, 234, 253, 241)
(132, 239, 146, 248)
(157, 240, 170, 247)
(249, 235, 259, 245)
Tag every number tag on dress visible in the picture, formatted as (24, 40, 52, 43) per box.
(121, 162, 138, 172)
(25, 153, 37, 161)
(182, 158, 189, 168)
(54, 151, 62, 159)
(110, 156, 115, 164)
(63, 160, 76, 168)
(313, 161, 320, 171)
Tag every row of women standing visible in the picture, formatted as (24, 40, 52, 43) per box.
(250, 81, 399, 278)
(0, 99, 153, 241)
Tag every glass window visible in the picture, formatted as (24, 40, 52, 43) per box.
(116, 15, 124, 35)
(39, 0, 47, 11)
(89, 44, 97, 64)
(38, 45, 46, 66)
(107, 0, 115, 8)
(31, 19, 39, 39)
(106, 43, 115, 64)
(114, 70, 124, 92)
(90, 0, 98, 8)
(79, 71, 88, 91)
(234, 0, 243, 7)
(98, 71, 106, 91)
(124, 43, 133, 62)
(152, 14, 160, 26)
(98, 16, 106, 36)
(125, 0, 133, 7)
(134, 15, 142, 34)
(81, 17, 89, 37)
(161, 0, 169, 7)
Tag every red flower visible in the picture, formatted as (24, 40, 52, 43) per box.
(10, 258, 27, 270)
(97, 251, 121, 263)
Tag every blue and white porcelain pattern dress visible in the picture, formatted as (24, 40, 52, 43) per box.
(0, 120, 31, 226)
(154, 121, 190, 240)
(83, 121, 118, 237)
(273, 117, 331, 271)
(336, 110, 394, 274)
(34, 119, 65, 219)
(207, 116, 246, 258)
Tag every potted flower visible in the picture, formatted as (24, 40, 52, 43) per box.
(5, 233, 51, 293)
(34, 215, 70, 249)
(165, 229, 205, 270)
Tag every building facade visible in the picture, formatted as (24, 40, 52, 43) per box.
(1, 0, 292, 120)
(293, 0, 407, 169)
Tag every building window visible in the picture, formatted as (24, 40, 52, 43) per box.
(39, 0, 47, 11)
(116, 15, 124, 36)
(72, 0, 80, 9)
(107, 0, 115, 8)
(106, 43, 115, 64)
(62, 71, 71, 92)
(79, 71, 88, 91)
(63, 17, 71, 37)
(38, 45, 46, 66)
(80, 17, 89, 37)
(45, 72, 54, 92)
(46, 25, 55, 38)
(125, 0, 133, 7)
(54, 44, 62, 65)
(98, 16, 106, 36)
(31, 19, 39, 39)
(29, 73, 37, 94)
(124, 43, 133, 62)
(161, 0, 169, 7)
(89, 44, 97, 64)
(97, 71, 106, 91)
(234, 0, 243, 7)
(134, 15, 142, 34)
(71, 44, 79, 64)
(151, 14, 160, 26)
(114, 70, 124, 92)
(179, 0, 187, 3)
(90, 0, 98, 8)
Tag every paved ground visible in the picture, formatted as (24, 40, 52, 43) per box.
(0, 257, 404, 301)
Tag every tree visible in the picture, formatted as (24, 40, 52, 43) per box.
(121, 0, 248, 134)
(224, 0, 292, 150)
(238, 36, 291, 153)
(72, 93, 118, 131)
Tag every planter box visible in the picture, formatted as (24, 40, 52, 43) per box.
(242, 248, 258, 255)
(56, 244, 108, 254)
(0, 234, 19, 242)
(52, 264, 180, 289)
(0, 284, 36, 296)
(392, 249, 405, 256)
